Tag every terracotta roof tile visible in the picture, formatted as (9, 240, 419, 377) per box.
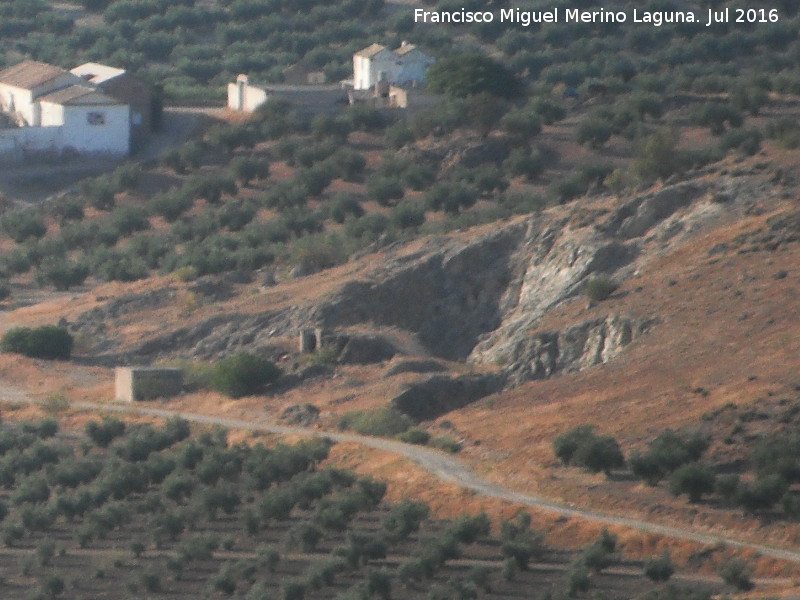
(355, 43, 387, 58)
(37, 85, 120, 106)
(0, 60, 73, 90)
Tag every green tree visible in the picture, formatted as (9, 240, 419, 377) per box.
(1, 326, 73, 360)
(644, 550, 675, 582)
(718, 558, 753, 591)
(669, 462, 716, 503)
(211, 353, 281, 398)
(427, 54, 522, 99)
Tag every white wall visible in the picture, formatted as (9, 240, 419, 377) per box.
(0, 126, 61, 157)
(0, 103, 130, 159)
(59, 103, 130, 154)
(227, 81, 269, 112)
(0, 84, 34, 124)
(396, 52, 432, 85)
(39, 100, 64, 126)
(354, 49, 394, 90)
(0, 73, 81, 125)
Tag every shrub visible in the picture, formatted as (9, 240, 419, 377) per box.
(718, 558, 753, 590)
(423, 181, 478, 214)
(576, 114, 614, 148)
(230, 155, 270, 186)
(428, 435, 462, 453)
(714, 473, 739, 506)
(1, 325, 73, 360)
(585, 275, 618, 302)
(383, 499, 429, 542)
(149, 189, 194, 222)
(553, 425, 623, 476)
(398, 428, 430, 445)
(572, 434, 624, 475)
(427, 54, 522, 99)
(692, 103, 743, 135)
(109, 205, 150, 236)
(211, 353, 281, 398)
(669, 462, 716, 503)
(384, 122, 414, 149)
(338, 407, 412, 437)
(327, 193, 364, 224)
(500, 512, 543, 570)
(35, 257, 89, 290)
(1, 208, 47, 242)
(366, 176, 404, 206)
(632, 429, 711, 485)
(85, 418, 125, 448)
(632, 129, 681, 182)
(578, 530, 618, 575)
(554, 425, 593, 464)
(719, 127, 762, 156)
(644, 551, 675, 582)
(568, 562, 591, 596)
(735, 474, 788, 513)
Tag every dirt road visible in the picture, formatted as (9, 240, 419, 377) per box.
(2, 385, 799, 564)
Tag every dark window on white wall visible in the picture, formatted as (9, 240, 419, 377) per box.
(87, 112, 105, 126)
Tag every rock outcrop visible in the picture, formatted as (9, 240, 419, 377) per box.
(74, 176, 746, 399)
(390, 373, 505, 421)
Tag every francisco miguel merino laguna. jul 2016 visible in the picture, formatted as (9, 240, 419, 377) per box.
(413, 7, 781, 27)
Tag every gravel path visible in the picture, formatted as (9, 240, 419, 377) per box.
(1, 384, 799, 564)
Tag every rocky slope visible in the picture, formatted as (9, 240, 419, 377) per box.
(68, 164, 785, 398)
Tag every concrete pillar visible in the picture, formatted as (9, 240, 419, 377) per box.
(115, 367, 183, 402)
(299, 329, 317, 353)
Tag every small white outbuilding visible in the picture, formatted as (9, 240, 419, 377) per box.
(352, 41, 434, 91)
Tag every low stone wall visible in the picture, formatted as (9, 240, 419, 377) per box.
(115, 367, 183, 402)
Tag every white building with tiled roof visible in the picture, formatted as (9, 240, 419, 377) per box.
(0, 59, 132, 158)
(0, 60, 83, 126)
(352, 41, 434, 90)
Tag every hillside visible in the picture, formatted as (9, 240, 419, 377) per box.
(2, 0, 800, 597)
(2, 141, 800, 581)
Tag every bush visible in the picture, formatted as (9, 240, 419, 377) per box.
(35, 257, 89, 290)
(230, 155, 270, 186)
(338, 407, 412, 437)
(644, 551, 675, 582)
(632, 129, 682, 182)
(669, 462, 716, 503)
(383, 499, 429, 542)
(211, 353, 281, 398)
(585, 275, 618, 302)
(718, 558, 753, 591)
(427, 54, 522, 99)
(1, 326, 73, 360)
(500, 512, 543, 570)
(428, 435, 462, 453)
(735, 474, 788, 513)
(398, 428, 430, 445)
(85, 417, 126, 448)
(631, 429, 711, 485)
(1, 209, 47, 242)
(553, 425, 623, 476)
(366, 176, 404, 206)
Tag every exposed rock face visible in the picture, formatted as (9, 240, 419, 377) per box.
(73, 176, 737, 396)
(390, 373, 505, 421)
(485, 313, 658, 386)
(383, 359, 447, 378)
(337, 334, 398, 365)
(314, 225, 528, 360)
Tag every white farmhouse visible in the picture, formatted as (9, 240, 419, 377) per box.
(0, 61, 83, 126)
(352, 42, 434, 91)
(37, 86, 129, 154)
(0, 60, 134, 159)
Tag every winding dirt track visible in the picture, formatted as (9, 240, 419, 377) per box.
(3, 387, 800, 564)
